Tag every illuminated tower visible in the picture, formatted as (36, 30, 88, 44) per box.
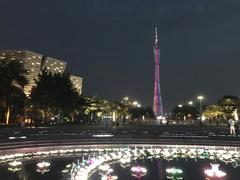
(153, 28, 163, 116)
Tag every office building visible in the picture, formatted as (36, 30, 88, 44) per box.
(0, 50, 70, 96)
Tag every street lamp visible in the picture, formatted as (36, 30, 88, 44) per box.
(188, 101, 193, 105)
(178, 104, 183, 108)
(132, 101, 138, 106)
(197, 96, 204, 113)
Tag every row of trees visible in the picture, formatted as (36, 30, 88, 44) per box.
(171, 95, 240, 124)
(84, 96, 154, 125)
(172, 105, 199, 121)
(203, 95, 240, 122)
(0, 60, 154, 125)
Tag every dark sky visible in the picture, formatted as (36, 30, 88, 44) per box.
(1, 0, 240, 112)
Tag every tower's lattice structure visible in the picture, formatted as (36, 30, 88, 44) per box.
(153, 28, 163, 116)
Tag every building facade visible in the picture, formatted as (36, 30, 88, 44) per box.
(70, 75, 83, 95)
(0, 50, 82, 96)
(41, 56, 67, 74)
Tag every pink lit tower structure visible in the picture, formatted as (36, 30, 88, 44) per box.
(153, 27, 163, 117)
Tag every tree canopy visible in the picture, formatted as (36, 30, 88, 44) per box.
(172, 105, 199, 120)
(31, 70, 83, 123)
(0, 60, 28, 124)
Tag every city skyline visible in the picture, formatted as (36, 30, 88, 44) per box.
(1, 1, 240, 111)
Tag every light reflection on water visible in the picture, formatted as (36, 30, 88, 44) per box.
(0, 145, 240, 180)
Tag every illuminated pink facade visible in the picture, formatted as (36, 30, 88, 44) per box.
(153, 28, 163, 116)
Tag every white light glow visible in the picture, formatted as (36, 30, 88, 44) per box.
(92, 134, 114, 137)
(204, 164, 226, 178)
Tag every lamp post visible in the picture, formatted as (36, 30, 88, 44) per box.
(132, 101, 138, 106)
(188, 101, 193, 105)
(197, 96, 204, 113)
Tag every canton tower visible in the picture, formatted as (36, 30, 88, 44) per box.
(153, 28, 163, 116)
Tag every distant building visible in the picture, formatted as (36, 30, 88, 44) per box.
(0, 50, 78, 96)
(70, 75, 83, 95)
(41, 56, 67, 74)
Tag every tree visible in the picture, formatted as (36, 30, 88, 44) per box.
(172, 105, 199, 120)
(203, 105, 224, 120)
(0, 60, 28, 125)
(31, 70, 82, 124)
(83, 96, 115, 124)
(217, 95, 240, 118)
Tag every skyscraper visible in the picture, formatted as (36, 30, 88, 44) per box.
(153, 28, 163, 116)
(0, 50, 82, 96)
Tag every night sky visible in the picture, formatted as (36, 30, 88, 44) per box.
(1, 0, 240, 112)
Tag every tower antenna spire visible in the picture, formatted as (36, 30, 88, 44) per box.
(155, 27, 158, 46)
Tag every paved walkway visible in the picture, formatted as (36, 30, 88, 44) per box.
(0, 125, 239, 153)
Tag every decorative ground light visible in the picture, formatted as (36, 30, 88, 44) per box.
(101, 174, 118, 180)
(1, 145, 239, 179)
(131, 165, 147, 179)
(166, 167, 183, 180)
(8, 160, 22, 172)
(36, 161, 51, 174)
(204, 164, 226, 178)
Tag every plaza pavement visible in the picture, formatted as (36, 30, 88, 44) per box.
(0, 125, 239, 153)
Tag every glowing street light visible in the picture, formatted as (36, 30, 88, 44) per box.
(178, 104, 183, 108)
(132, 101, 141, 108)
(188, 101, 193, 105)
(197, 95, 204, 113)
(132, 101, 138, 106)
(123, 97, 129, 101)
